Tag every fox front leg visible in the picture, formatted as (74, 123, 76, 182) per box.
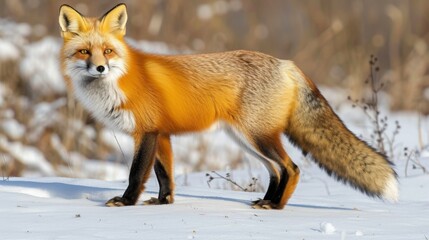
(144, 134, 175, 205)
(106, 132, 159, 207)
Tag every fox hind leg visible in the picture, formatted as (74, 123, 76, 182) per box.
(251, 134, 300, 209)
(144, 134, 175, 205)
(224, 126, 280, 205)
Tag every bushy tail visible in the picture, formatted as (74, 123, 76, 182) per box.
(285, 79, 398, 202)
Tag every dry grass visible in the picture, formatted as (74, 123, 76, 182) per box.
(0, 42, 115, 177)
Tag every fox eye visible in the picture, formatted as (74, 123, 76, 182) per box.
(79, 49, 89, 55)
(104, 49, 113, 54)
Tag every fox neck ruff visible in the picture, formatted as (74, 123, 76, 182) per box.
(70, 72, 136, 133)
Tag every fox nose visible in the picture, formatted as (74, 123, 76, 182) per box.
(96, 65, 105, 73)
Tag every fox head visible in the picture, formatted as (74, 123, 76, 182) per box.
(59, 4, 128, 83)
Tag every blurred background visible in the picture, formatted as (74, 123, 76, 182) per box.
(0, 0, 428, 180)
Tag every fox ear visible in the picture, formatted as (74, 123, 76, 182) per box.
(99, 3, 128, 36)
(59, 5, 88, 36)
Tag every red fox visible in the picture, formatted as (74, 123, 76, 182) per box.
(59, 3, 398, 209)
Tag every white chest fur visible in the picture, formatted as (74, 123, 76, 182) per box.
(72, 76, 136, 133)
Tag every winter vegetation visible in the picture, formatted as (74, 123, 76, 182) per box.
(0, 1, 429, 239)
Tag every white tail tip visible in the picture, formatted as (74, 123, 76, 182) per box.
(382, 175, 399, 203)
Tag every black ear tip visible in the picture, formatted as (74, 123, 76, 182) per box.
(117, 3, 127, 11)
(59, 4, 83, 17)
(110, 3, 127, 10)
(99, 3, 128, 21)
(59, 4, 71, 12)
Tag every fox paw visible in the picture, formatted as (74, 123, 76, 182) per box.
(143, 195, 174, 205)
(105, 196, 134, 207)
(251, 199, 279, 210)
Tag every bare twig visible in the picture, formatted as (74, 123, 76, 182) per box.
(367, 56, 386, 154)
(348, 55, 400, 160)
(112, 131, 129, 170)
(384, 121, 401, 161)
(206, 171, 258, 192)
(404, 147, 428, 177)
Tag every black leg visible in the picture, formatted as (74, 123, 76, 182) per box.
(255, 137, 282, 202)
(153, 159, 173, 203)
(251, 136, 299, 209)
(263, 175, 279, 200)
(144, 135, 175, 205)
(272, 166, 289, 204)
(106, 132, 159, 207)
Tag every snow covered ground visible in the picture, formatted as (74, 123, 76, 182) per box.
(0, 156, 428, 240)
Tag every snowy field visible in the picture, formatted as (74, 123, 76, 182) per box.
(0, 157, 428, 240)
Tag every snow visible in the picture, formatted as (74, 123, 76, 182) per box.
(0, 118, 25, 140)
(66, 159, 129, 181)
(319, 222, 336, 234)
(0, 137, 54, 176)
(0, 159, 428, 239)
(0, 38, 20, 61)
(0, 20, 28, 60)
(27, 98, 67, 142)
(100, 130, 134, 160)
(19, 37, 66, 98)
